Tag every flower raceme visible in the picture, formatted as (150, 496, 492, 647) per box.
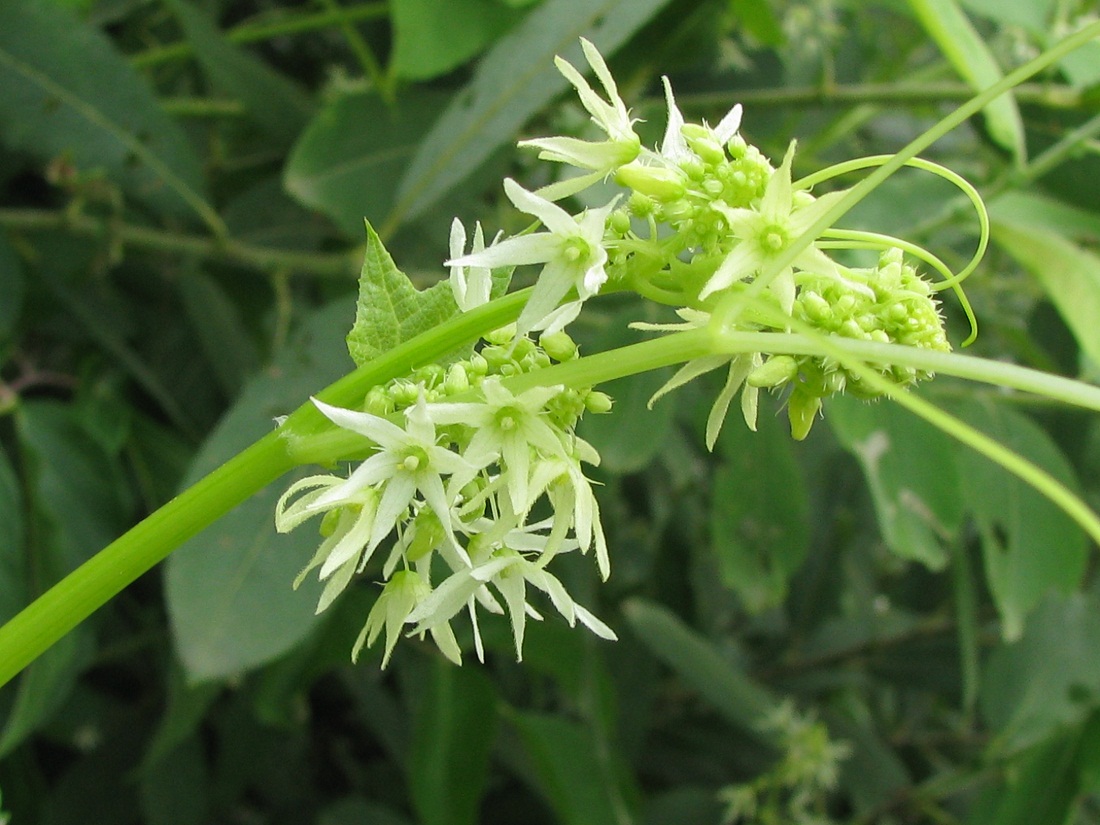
(278, 39, 965, 666)
(276, 333, 616, 665)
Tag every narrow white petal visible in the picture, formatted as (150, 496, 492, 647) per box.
(312, 398, 407, 448)
(705, 357, 752, 450)
(369, 474, 417, 552)
(447, 232, 561, 269)
(503, 178, 576, 236)
(575, 604, 618, 640)
(699, 243, 759, 300)
(659, 76, 690, 162)
(714, 103, 743, 143)
(760, 141, 797, 223)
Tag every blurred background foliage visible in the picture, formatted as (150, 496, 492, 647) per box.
(0, 0, 1099, 822)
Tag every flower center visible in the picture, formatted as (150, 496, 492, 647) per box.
(399, 447, 430, 473)
(495, 406, 522, 431)
(562, 236, 591, 263)
(760, 223, 788, 252)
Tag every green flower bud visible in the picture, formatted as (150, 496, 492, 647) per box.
(615, 162, 686, 201)
(485, 324, 517, 346)
(609, 209, 632, 235)
(406, 508, 445, 563)
(319, 507, 343, 538)
(629, 191, 656, 217)
(469, 352, 489, 376)
(584, 390, 614, 414)
(799, 290, 832, 323)
(445, 363, 470, 394)
(390, 382, 419, 407)
(539, 330, 578, 362)
(788, 388, 822, 441)
(481, 345, 512, 370)
(685, 133, 726, 165)
(748, 355, 799, 388)
(364, 385, 394, 416)
(682, 159, 706, 181)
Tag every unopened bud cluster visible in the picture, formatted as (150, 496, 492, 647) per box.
(740, 248, 950, 437)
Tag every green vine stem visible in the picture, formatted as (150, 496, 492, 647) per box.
(129, 2, 388, 69)
(0, 207, 361, 280)
(0, 290, 530, 689)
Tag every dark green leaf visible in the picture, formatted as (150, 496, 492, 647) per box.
(622, 598, 775, 733)
(284, 89, 451, 237)
(319, 798, 415, 825)
(407, 660, 498, 825)
(394, 0, 675, 223)
(0, 446, 25, 625)
(829, 398, 964, 570)
(711, 412, 810, 612)
(732, 0, 785, 46)
(0, 630, 89, 758)
(953, 399, 1087, 640)
(968, 728, 1082, 825)
(509, 710, 628, 825)
(0, 237, 23, 342)
(0, 0, 212, 224)
(165, 0, 312, 146)
(980, 592, 1100, 755)
(391, 0, 527, 81)
(138, 737, 210, 825)
(345, 221, 460, 367)
(16, 400, 132, 572)
(907, 0, 1025, 159)
(166, 301, 355, 682)
(992, 218, 1100, 369)
(989, 191, 1100, 245)
(177, 269, 260, 399)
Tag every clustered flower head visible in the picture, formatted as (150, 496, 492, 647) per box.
(277, 327, 616, 667)
(279, 38, 960, 666)
(719, 702, 852, 825)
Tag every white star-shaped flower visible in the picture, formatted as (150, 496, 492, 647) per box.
(311, 395, 481, 561)
(699, 141, 847, 313)
(658, 76, 742, 164)
(448, 218, 495, 312)
(518, 38, 641, 201)
(445, 179, 616, 335)
(429, 378, 567, 513)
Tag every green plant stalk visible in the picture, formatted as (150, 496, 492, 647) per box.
(0, 290, 531, 689)
(0, 434, 293, 690)
(129, 2, 388, 68)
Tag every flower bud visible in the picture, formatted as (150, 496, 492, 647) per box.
(444, 363, 470, 394)
(406, 509, 445, 562)
(609, 209, 632, 235)
(748, 355, 799, 388)
(485, 324, 517, 346)
(628, 192, 656, 217)
(682, 159, 706, 181)
(584, 390, 614, 414)
(615, 162, 686, 201)
(364, 386, 394, 416)
(787, 389, 822, 441)
(469, 352, 489, 376)
(539, 330, 578, 362)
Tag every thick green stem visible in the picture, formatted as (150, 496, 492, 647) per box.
(0, 290, 532, 687)
(715, 332, 1100, 412)
(0, 434, 294, 689)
